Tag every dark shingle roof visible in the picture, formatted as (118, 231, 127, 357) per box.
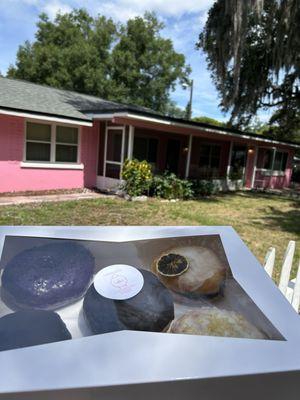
(0, 77, 152, 122)
(0, 77, 299, 148)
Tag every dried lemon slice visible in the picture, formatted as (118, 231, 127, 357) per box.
(156, 253, 189, 277)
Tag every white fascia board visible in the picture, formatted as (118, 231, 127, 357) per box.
(0, 108, 93, 127)
(89, 112, 300, 149)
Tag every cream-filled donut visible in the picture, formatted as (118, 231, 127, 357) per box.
(152, 246, 226, 297)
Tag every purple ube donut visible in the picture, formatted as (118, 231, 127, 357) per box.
(0, 310, 72, 351)
(1, 241, 95, 310)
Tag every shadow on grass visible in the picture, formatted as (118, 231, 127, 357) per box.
(194, 190, 300, 204)
(237, 190, 300, 204)
(254, 206, 300, 235)
(192, 192, 239, 203)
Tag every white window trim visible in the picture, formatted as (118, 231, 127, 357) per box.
(23, 119, 82, 167)
(256, 169, 285, 177)
(20, 162, 84, 170)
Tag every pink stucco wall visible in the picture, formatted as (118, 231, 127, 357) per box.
(0, 114, 99, 193)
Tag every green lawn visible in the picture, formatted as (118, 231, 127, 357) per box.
(0, 192, 299, 281)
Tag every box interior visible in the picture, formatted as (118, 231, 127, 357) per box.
(0, 234, 284, 351)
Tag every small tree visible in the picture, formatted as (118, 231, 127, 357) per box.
(8, 10, 191, 114)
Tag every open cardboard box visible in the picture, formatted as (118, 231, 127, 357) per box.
(0, 226, 299, 400)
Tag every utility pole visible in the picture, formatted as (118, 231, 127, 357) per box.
(185, 79, 194, 120)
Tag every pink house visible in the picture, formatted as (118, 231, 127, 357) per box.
(0, 77, 299, 193)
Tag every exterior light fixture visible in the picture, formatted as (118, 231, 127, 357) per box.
(248, 148, 254, 154)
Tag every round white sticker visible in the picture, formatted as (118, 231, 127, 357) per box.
(94, 265, 144, 300)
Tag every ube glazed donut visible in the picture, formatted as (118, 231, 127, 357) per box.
(1, 241, 95, 310)
(0, 310, 72, 351)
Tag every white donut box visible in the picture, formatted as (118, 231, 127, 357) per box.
(0, 226, 299, 400)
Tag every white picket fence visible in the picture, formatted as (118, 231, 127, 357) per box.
(264, 241, 300, 313)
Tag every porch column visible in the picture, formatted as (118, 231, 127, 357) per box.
(250, 146, 258, 188)
(185, 135, 193, 179)
(127, 125, 135, 160)
(226, 141, 233, 180)
(269, 147, 277, 189)
(271, 147, 276, 172)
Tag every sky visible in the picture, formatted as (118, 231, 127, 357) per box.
(0, 0, 269, 122)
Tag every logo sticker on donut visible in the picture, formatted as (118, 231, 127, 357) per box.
(94, 265, 144, 300)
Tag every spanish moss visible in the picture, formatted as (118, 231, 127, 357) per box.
(198, 0, 300, 139)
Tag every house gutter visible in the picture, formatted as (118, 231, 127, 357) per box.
(88, 112, 300, 149)
(0, 108, 93, 127)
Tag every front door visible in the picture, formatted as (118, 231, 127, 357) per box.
(101, 126, 126, 180)
(97, 125, 125, 191)
(166, 139, 181, 174)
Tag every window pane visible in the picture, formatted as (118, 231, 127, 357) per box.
(56, 126, 78, 144)
(56, 145, 78, 162)
(273, 152, 282, 171)
(274, 151, 287, 171)
(263, 150, 273, 169)
(148, 138, 158, 163)
(106, 163, 120, 179)
(231, 145, 247, 168)
(210, 145, 221, 168)
(106, 130, 122, 162)
(133, 137, 147, 161)
(26, 142, 51, 161)
(199, 145, 210, 167)
(282, 152, 288, 171)
(27, 122, 51, 142)
(133, 136, 158, 163)
(257, 148, 273, 169)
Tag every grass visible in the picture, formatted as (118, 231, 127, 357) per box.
(0, 191, 299, 281)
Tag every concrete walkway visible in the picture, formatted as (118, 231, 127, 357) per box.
(0, 191, 112, 206)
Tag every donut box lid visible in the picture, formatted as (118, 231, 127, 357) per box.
(0, 226, 299, 400)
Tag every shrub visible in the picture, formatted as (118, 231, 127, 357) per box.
(229, 167, 244, 180)
(151, 173, 194, 200)
(121, 159, 153, 197)
(190, 179, 216, 197)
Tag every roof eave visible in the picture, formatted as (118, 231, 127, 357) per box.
(88, 111, 300, 149)
(0, 107, 93, 127)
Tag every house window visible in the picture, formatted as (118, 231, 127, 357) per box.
(256, 148, 288, 171)
(199, 144, 221, 169)
(26, 122, 51, 162)
(25, 122, 79, 163)
(133, 136, 158, 164)
(256, 148, 273, 169)
(274, 151, 288, 171)
(230, 145, 247, 169)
